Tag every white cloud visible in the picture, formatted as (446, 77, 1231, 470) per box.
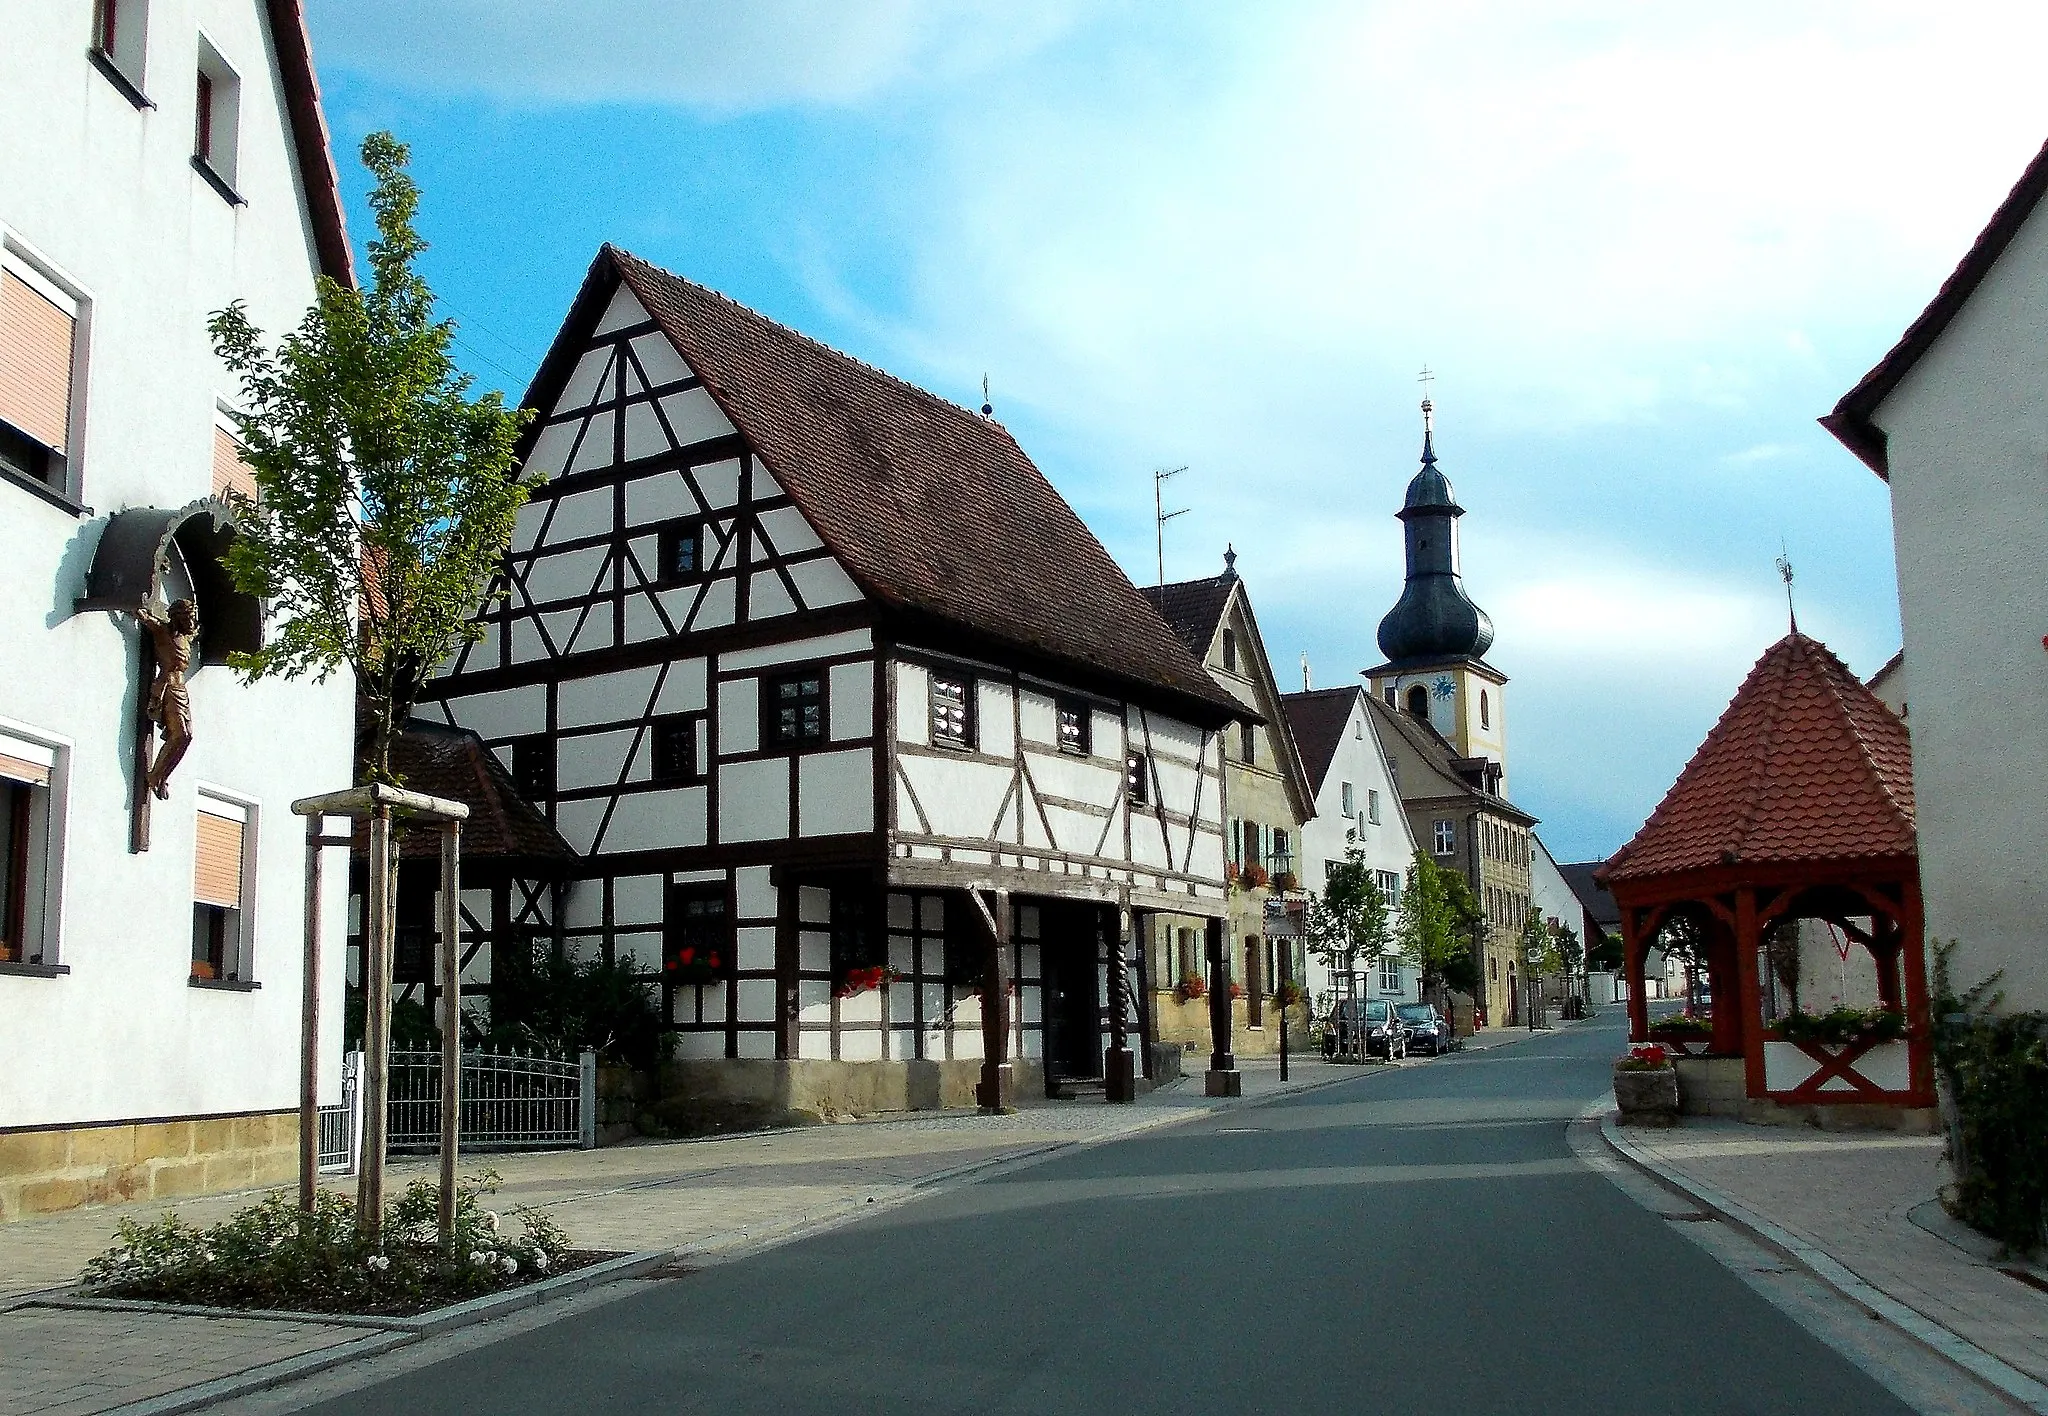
(305, 0, 1077, 111)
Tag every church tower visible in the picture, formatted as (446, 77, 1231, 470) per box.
(1366, 399, 1509, 790)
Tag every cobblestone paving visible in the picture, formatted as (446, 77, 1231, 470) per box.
(0, 1308, 358, 1416)
(1625, 1120, 2048, 1388)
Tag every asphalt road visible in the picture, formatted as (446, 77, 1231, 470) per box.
(297, 1018, 1927, 1416)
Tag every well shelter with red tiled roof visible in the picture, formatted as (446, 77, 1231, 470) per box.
(1599, 633, 1933, 1122)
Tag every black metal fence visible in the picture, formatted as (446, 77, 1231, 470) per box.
(386, 1047, 596, 1152)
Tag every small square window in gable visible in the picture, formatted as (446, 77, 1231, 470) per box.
(930, 674, 971, 750)
(763, 670, 826, 748)
(658, 521, 705, 584)
(651, 716, 701, 783)
(1056, 698, 1091, 757)
(512, 736, 554, 800)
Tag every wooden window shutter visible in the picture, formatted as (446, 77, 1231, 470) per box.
(194, 807, 245, 908)
(0, 731, 52, 787)
(212, 425, 256, 500)
(0, 271, 76, 452)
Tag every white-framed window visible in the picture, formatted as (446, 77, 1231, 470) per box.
(1379, 953, 1402, 994)
(0, 245, 86, 501)
(1368, 788, 1381, 825)
(1376, 869, 1402, 912)
(1433, 819, 1455, 855)
(193, 33, 243, 193)
(192, 792, 255, 984)
(0, 725, 65, 969)
(1340, 781, 1355, 817)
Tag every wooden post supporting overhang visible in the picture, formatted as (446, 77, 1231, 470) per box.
(1203, 915, 1241, 1097)
(969, 888, 1014, 1114)
(1105, 905, 1135, 1103)
(1619, 903, 1650, 1042)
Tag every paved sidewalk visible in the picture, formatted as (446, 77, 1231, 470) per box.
(1609, 1118, 2048, 1408)
(0, 1049, 1408, 1415)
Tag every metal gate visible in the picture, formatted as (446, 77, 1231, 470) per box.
(386, 1047, 596, 1152)
(316, 1050, 359, 1171)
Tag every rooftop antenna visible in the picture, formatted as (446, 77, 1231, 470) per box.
(980, 375, 994, 418)
(1775, 539, 1798, 634)
(1154, 465, 1189, 586)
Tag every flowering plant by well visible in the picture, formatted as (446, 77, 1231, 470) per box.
(1175, 973, 1207, 1002)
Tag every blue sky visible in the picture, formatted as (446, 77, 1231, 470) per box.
(304, 0, 2048, 863)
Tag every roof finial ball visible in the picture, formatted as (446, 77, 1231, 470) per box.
(980, 374, 994, 419)
(1222, 544, 1238, 581)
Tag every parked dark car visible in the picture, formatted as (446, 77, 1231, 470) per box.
(1323, 998, 1408, 1059)
(1396, 1001, 1453, 1054)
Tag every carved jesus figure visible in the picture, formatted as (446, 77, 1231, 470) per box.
(128, 599, 198, 799)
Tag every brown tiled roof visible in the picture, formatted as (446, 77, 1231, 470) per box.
(265, 2, 352, 286)
(1138, 577, 1234, 659)
(1280, 687, 1358, 794)
(1822, 136, 2048, 478)
(1601, 633, 1915, 884)
(357, 719, 575, 865)
(554, 248, 1240, 725)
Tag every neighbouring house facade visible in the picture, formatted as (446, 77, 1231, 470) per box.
(1822, 135, 2048, 1017)
(1281, 684, 1420, 1009)
(1364, 402, 1535, 1027)
(1139, 558, 1316, 1056)
(0, 1, 355, 1219)
(1528, 834, 1579, 1002)
(414, 246, 1243, 1116)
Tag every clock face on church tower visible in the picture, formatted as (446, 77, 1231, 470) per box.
(1431, 676, 1455, 701)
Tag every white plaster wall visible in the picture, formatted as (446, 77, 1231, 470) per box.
(1295, 694, 1417, 1003)
(0, 2, 352, 1128)
(1875, 191, 2048, 1013)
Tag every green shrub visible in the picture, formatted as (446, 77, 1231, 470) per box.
(488, 948, 666, 1071)
(80, 1171, 569, 1314)
(1932, 942, 2048, 1254)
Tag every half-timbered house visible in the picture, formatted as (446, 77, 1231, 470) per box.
(416, 246, 1244, 1114)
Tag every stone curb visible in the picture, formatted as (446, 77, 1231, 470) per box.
(1599, 1113, 2048, 1416)
(96, 1332, 417, 1416)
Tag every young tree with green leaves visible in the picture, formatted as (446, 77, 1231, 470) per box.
(1304, 843, 1392, 977)
(207, 132, 534, 1241)
(1398, 852, 1483, 1006)
(209, 131, 533, 785)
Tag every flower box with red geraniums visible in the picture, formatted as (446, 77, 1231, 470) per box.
(1271, 871, 1300, 894)
(1228, 981, 1245, 1000)
(833, 965, 896, 999)
(1239, 864, 1269, 891)
(1613, 1042, 1672, 1072)
(1175, 973, 1207, 1003)
(665, 943, 724, 987)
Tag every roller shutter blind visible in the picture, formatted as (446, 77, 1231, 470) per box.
(194, 806, 245, 908)
(0, 731, 53, 787)
(212, 426, 256, 500)
(0, 271, 75, 452)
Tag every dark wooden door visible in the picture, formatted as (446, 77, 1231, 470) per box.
(1046, 904, 1103, 1078)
